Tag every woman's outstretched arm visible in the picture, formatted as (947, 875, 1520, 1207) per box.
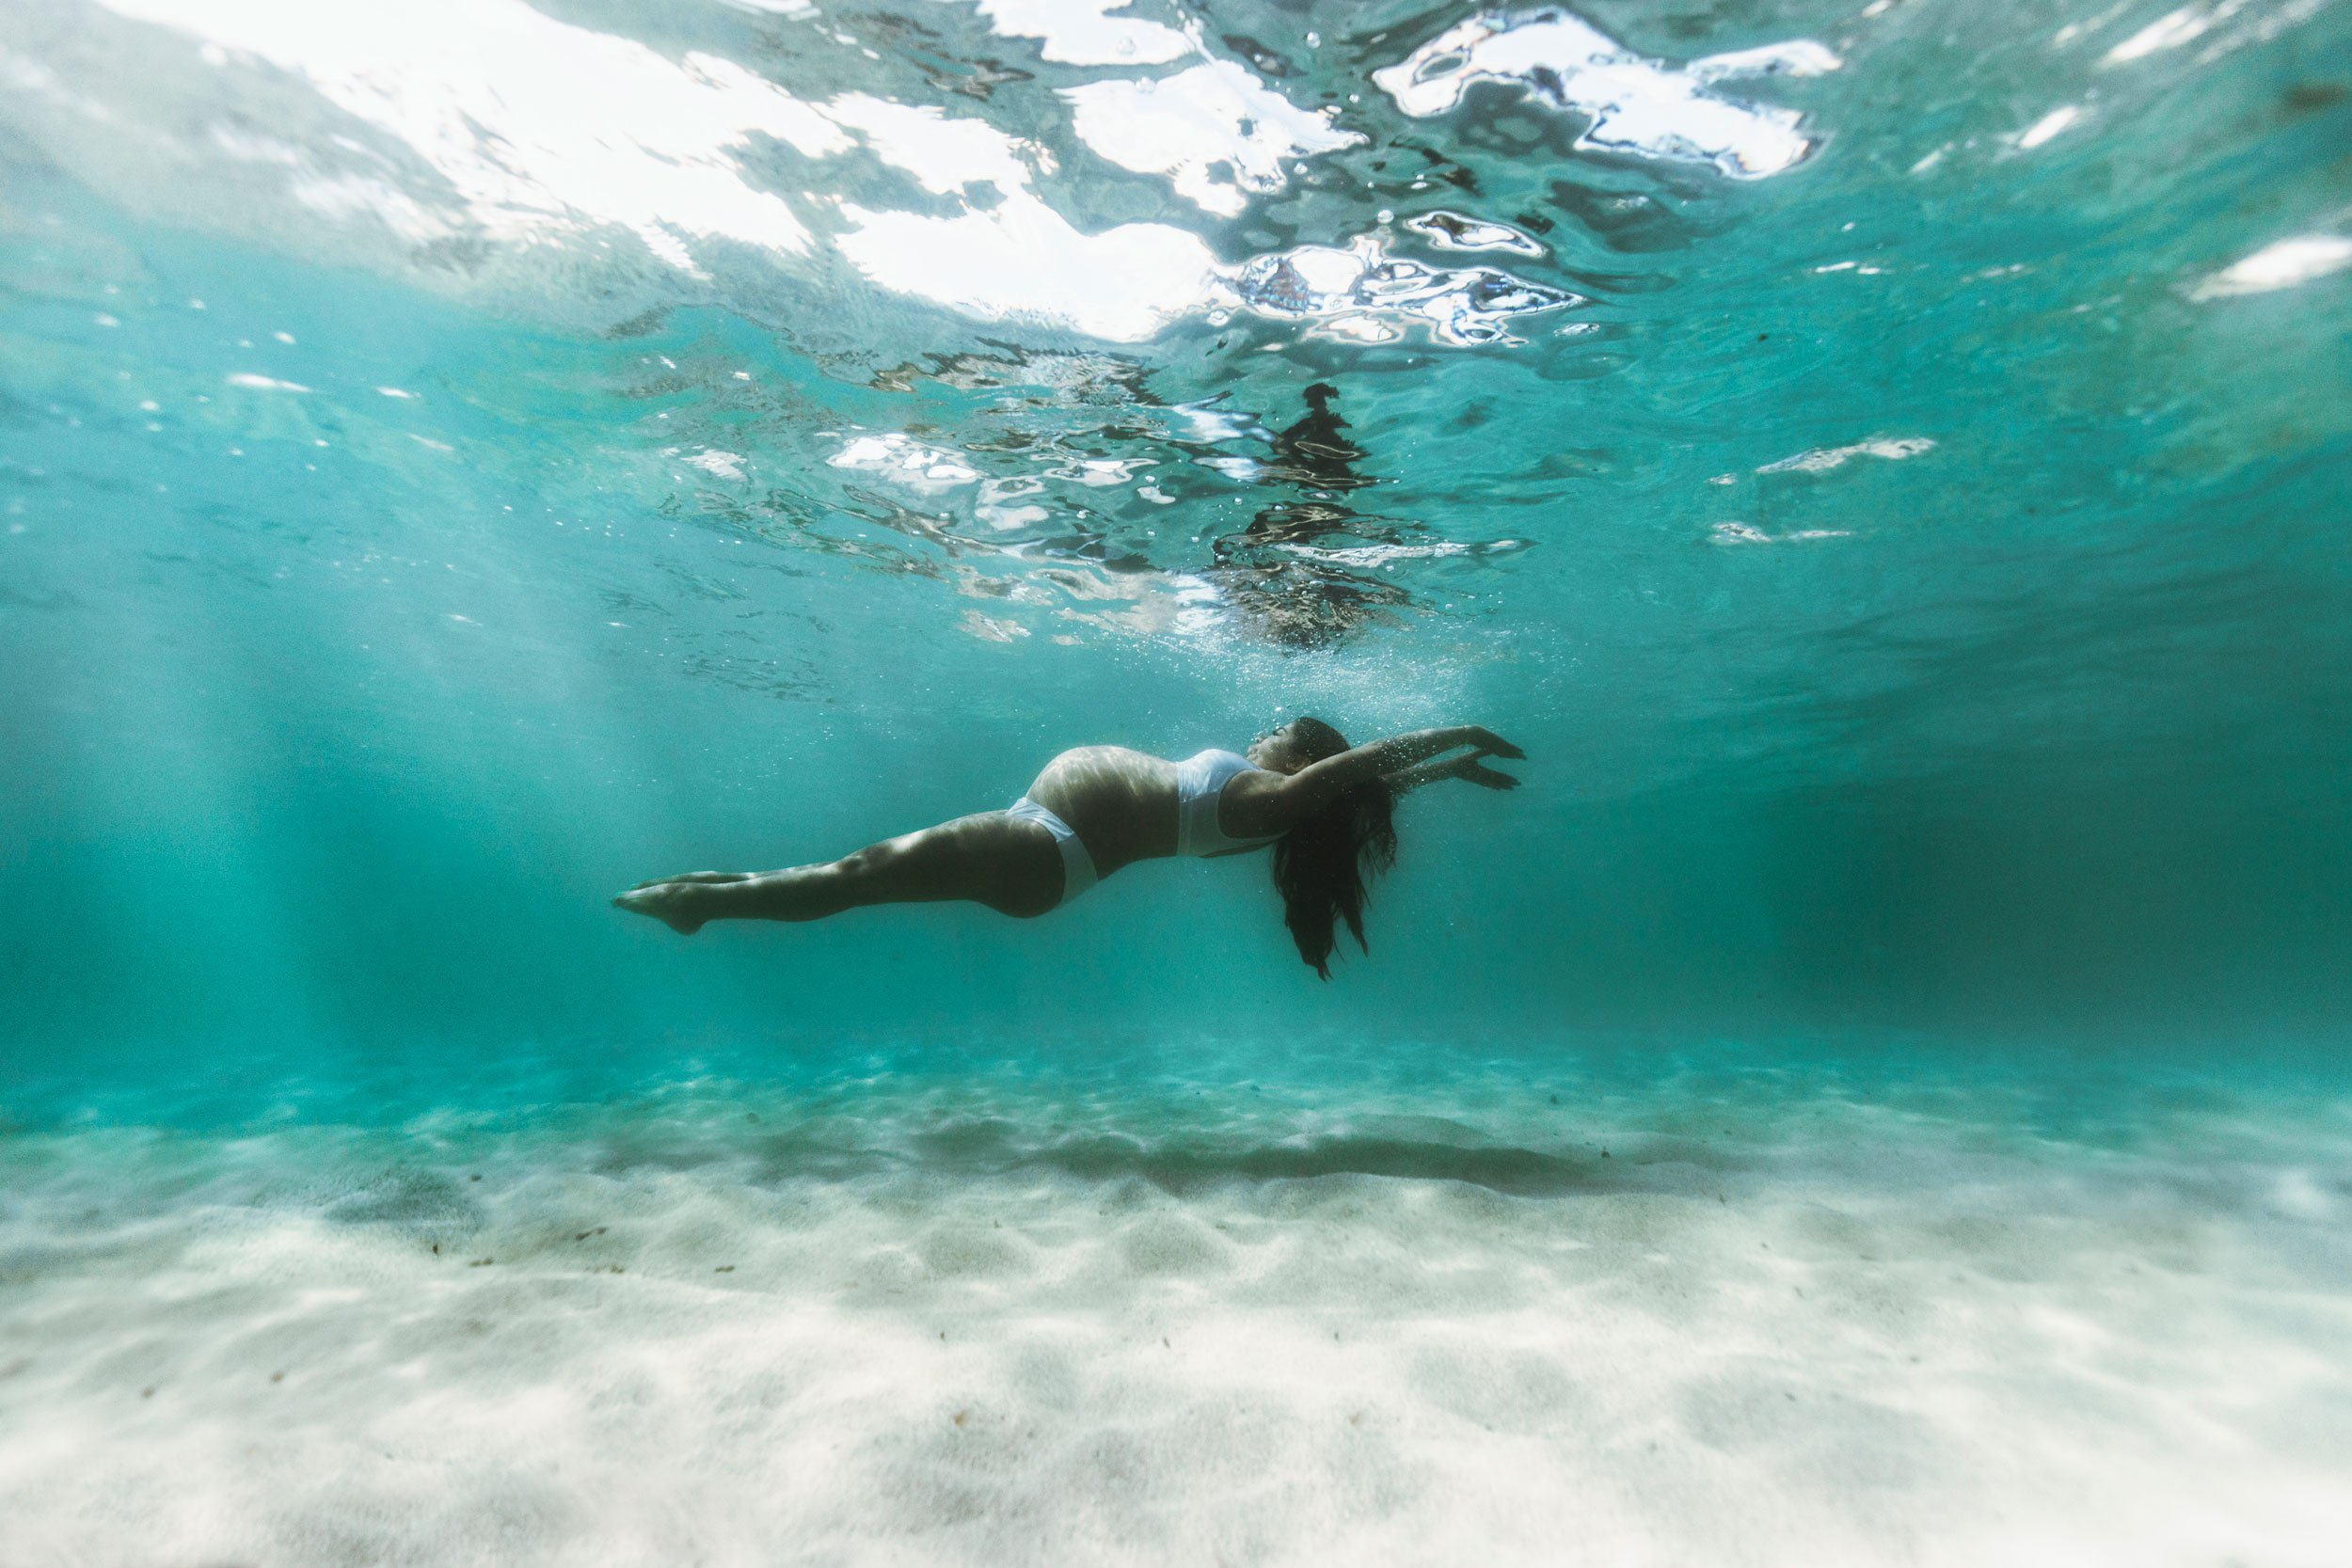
(1228, 725, 1523, 833)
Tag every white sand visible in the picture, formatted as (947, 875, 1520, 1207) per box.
(3, 1065, 2348, 1565)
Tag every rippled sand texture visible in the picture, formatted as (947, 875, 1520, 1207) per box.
(6, 1069, 2348, 1566)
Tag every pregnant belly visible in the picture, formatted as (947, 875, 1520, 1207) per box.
(1025, 748, 1177, 867)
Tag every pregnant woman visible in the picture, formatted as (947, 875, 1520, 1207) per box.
(614, 718, 1522, 975)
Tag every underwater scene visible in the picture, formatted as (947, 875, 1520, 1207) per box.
(3, 0, 2350, 1560)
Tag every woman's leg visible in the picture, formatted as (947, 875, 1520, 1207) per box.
(612, 812, 1063, 933)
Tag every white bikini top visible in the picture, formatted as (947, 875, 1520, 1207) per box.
(1174, 749, 1280, 858)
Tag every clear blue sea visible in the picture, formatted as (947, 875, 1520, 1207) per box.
(3, 0, 2348, 1560)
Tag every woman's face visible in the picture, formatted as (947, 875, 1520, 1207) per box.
(1246, 721, 1311, 774)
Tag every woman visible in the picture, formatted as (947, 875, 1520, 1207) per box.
(613, 718, 1523, 975)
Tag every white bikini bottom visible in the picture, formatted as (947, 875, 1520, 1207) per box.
(1005, 798, 1098, 906)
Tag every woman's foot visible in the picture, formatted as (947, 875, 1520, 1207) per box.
(612, 872, 747, 935)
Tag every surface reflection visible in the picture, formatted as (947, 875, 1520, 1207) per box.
(1208, 383, 1524, 648)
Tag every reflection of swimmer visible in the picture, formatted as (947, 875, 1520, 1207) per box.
(1212, 383, 1418, 647)
(615, 718, 1522, 976)
(1262, 381, 1373, 495)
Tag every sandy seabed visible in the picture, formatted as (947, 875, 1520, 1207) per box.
(3, 1061, 2349, 1567)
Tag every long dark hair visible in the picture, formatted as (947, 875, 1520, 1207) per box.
(1270, 717, 1398, 979)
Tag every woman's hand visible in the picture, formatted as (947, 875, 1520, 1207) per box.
(1444, 752, 1520, 789)
(1462, 727, 1525, 760)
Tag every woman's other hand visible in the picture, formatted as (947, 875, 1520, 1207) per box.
(1446, 752, 1521, 789)
(1464, 727, 1525, 760)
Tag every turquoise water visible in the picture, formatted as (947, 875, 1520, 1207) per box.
(4, 0, 2350, 1560)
